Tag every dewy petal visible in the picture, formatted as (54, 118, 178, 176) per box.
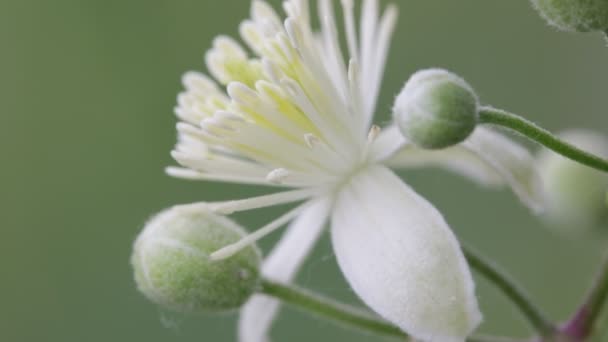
(385, 126, 544, 213)
(331, 166, 481, 342)
(238, 197, 330, 342)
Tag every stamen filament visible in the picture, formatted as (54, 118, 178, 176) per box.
(361, 125, 381, 162)
(366, 4, 397, 118)
(166, 166, 302, 187)
(210, 201, 311, 260)
(176, 187, 319, 215)
(341, 0, 359, 63)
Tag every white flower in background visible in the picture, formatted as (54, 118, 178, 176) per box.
(537, 129, 608, 232)
(168, 0, 543, 341)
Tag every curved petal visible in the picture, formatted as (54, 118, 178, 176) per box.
(384, 141, 505, 187)
(238, 198, 330, 342)
(331, 166, 481, 342)
(370, 125, 407, 162)
(385, 127, 543, 213)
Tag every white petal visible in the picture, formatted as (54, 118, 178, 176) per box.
(384, 141, 504, 187)
(331, 166, 481, 342)
(369, 125, 407, 162)
(238, 198, 331, 342)
(385, 127, 543, 213)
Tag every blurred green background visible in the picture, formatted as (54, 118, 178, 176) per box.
(2, 0, 608, 341)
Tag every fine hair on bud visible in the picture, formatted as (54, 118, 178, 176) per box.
(131, 207, 261, 313)
(393, 68, 479, 150)
(530, 0, 608, 32)
(537, 130, 608, 232)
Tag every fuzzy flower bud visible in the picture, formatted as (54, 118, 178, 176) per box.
(538, 130, 608, 232)
(131, 207, 261, 313)
(531, 0, 608, 32)
(393, 68, 479, 150)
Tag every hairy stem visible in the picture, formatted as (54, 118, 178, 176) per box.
(563, 250, 608, 340)
(260, 279, 407, 339)
(260, 279, 519, 341)
(478, 107, 608, 173)
(463, 245, 555, 336)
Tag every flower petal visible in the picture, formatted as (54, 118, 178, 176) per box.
(370, 124, 407, 162)
(385, 127, 543, 213)
(238, 198, 330, 342)
(384, 140, 504, 187)
(331, 166, 481, 342)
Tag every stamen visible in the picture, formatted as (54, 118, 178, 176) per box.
(215, 110, 244, 123)
(284, 18, 304, 52)
(266, 168, 290, 184)
(319, 0, 349, 98)
(280, 77, 351, 155)
(367, 4, 398, 116)
(304, 133, 320, 149)
(175, 187, 319, 215)
(227, 82, 258, 105)
(210, 202, 310, 260)
(262, 59, 281, 83)
(170, 0, 400, 190)
(360, 0, 379, 88)
(367, 125, 381, 142)
(201, 117, 237, 132)
(302, 132, 352, 175)
(166, 167, 293, 187)
(347, 59, 365, 130)
(341, 0, 359, 62)
(181, 71, 219, 93)
(360, 125, 382, 163)
(176, 122, 203, 136)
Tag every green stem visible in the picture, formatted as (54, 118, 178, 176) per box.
(478, 107, 608, 173)
(563, 250, 608, 339)
(462, 245, 556, 336)
(260, 279, 407, 339)
(261, 279, 518, 342)
(468, 336, 527, 342)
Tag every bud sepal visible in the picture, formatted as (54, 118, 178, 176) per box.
(531, 0, 608, 32)
(393, 68, 479, 150)
(131, 207, 261, 313)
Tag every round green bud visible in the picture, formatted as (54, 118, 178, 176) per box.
(530, 0, 608, 32)
(538, 130, 608, 233)
(393, 68, 479, 150)
(131, 207, 261, 313)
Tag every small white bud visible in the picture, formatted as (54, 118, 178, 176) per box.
(537, 130, 608, 233)
(393, 68, 479, 150)
(131, 207, 261, 313)
(530, 0, 608, 32)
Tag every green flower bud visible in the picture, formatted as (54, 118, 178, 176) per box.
(538, 130, 608, 232)
(131, 207, 261, 313)
(530, 0, 608, 32)
(393, 68, 479, 150)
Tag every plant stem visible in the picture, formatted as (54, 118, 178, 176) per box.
(478, 107, 608, 173)
(462, 245, 555, 336)
(468, 336, 527, 342)
(260, 279, 407, 339)
(563, 250, 608, 340)
(260, 279, 519, 342)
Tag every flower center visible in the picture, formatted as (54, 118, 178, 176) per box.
(169, 0, 398, 190)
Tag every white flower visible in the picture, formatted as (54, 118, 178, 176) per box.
(168, 0, 543, 341)
(537, 129, 608, 231)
